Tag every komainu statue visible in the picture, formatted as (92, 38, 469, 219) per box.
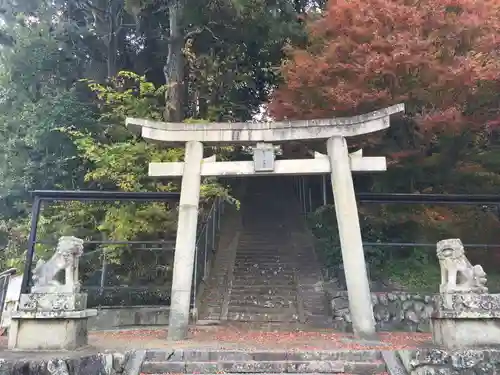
(436, 238, 488, 294)
(32, 236, 84, 293)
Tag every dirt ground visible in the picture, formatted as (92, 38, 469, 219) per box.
(85, 323, 432, 351)
(0, 324, 431, 368)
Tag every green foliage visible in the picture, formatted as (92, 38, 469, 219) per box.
(85, 71, 167, 126)
(307, 205, 391, 271)
(308, 203, 500, 291)
(0, 0, 312, 284)
(377, 250, 440, 292)
(39, 71, 236, 265)
(0, 20, 99, 270)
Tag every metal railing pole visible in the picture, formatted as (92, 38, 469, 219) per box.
(302, 177, 306, 213)
(212, 209, 216, 250)
(204, 228, 208, 279)
(308, 188, 313, 212)
(192, 244, 198, 310)
(99, 253, 107, 296)
(298, 177, 302, 212)
(217, 198, 221, 230)
(21, 196, 42, 294)
(322, 175, 327, 205)
(191, 197, 227, 309)
(204, 225, 208, 278)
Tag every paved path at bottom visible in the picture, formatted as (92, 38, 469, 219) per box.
(86, 323, 432, 352)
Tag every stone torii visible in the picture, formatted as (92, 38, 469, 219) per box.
(126, 103, 405, 340)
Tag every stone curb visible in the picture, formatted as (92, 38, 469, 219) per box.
(142, 360, 346, 373)
(141, 360, 387, 374)
(144, 349, 382, 362)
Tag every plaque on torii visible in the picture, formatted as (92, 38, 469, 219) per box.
(126, 103, 405, 341)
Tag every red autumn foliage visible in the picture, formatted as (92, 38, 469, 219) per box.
(268, 0, 500, 135)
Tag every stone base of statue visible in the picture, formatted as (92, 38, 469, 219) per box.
(8, 291, 97, 351)
(431, 293, 500, 349)
(8, 236, 97, 351)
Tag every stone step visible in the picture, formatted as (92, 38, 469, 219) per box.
(233, 259, 289, 265)
(234, 257, 288, 262)
(145, 373, 388, 375)
(233, 261, 293, 267)
(233, 274, 295, 280)
(144, 349, 382, 362)
(231, 279, 296, 287)
(236, 246, 282, 250)
(230, 285, 297, 293)
(237, 239, 283, 242)
(236, 240, 283, 245)
(234, 257, 287, 262)
(234, 253, 287, 258)
(232, 275, 294, 281)
(228, 303, 297, 313)
(232, 272, 295, 280)
(233, 267, 295, 278)
(226, 311, 299, 322)
(233, 269, 295, 276)
(236, 245, 283, 248)
(203, 305, 222, 312)
(234, 253, 285, 258)
(233, 263, 294, 270)
(142, 360, 386, 374)
(229, 293, 297, 302)
(237, 238, 286, 242)
(228, 302, 296, 310)
(238, 234, 286, 238)
(232, 270, 294, 277)
(235, 243, 283, 247)
(235, 247, 284, 251)
(229, 294, 297, 303)
(203, 314, 221, 320)
(236, 243, 283, 247)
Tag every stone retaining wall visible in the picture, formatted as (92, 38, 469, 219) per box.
(328, 290, 437, 332)
(87, 306, 170, 331)
(399, 348, 500, 374)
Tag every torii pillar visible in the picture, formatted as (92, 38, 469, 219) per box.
(126, 103, 405, 340)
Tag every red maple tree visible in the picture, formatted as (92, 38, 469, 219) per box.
(268, 0, 500, 136)
(269, 0, 500, 247)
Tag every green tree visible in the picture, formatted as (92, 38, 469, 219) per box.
(0, 0, 319, 273)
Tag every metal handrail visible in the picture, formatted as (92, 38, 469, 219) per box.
(0, 268, 16, 324)
(191, 197, 224, 312)
(0, 268, 17, 279)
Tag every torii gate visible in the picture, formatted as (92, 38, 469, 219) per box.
(126, 103, 405, 341)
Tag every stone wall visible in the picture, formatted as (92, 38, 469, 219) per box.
(83, 287, 171, 307)
(328, 290, 437, 332)
(87, 306, 169, 331)
(399, 348, 500, 374)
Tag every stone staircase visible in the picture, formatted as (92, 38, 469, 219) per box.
(140, 348, 387, 374)
(199, 177, 332, 327)
(228, 230, 299, 322)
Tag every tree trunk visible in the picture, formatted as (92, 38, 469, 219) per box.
(107, 31, 118, 78)
(163, 0, 185, 122)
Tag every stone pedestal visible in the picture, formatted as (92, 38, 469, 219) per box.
(8, 292, 97, 351)
(431, 293, 500, 349)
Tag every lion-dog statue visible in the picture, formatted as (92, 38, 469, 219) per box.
(32, 236, 84, 293)
(436, 238, 487, 294)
